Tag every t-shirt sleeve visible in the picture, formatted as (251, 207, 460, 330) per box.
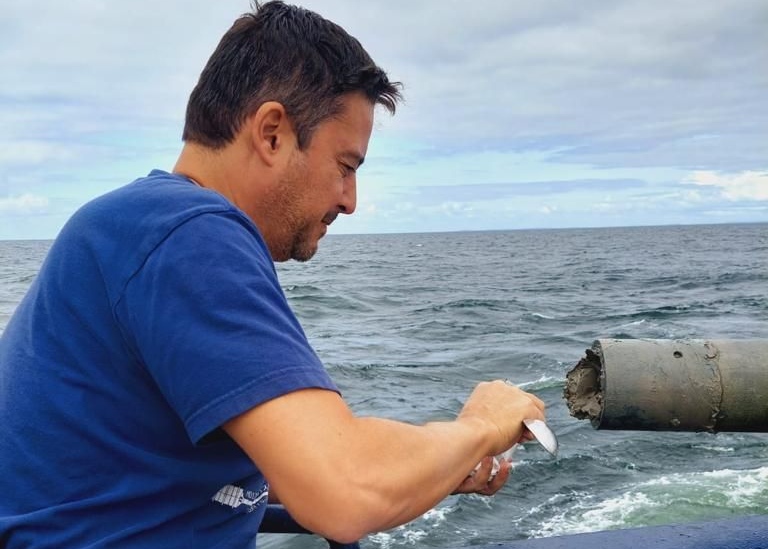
(117, 211, 338, 444)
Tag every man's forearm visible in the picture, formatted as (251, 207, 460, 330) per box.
(224, 383, 543, 543)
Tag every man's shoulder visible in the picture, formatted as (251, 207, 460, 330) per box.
(97, 169, 230, 212)
(52, 170, 267, 283)
(70, 170, 249, 241)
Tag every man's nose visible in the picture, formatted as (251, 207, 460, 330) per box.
(339, 176, 357, 215)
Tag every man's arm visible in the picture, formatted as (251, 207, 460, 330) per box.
(223, 380, 544, 544)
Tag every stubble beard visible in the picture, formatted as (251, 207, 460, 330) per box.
(288, 222, 318, 263)
(268, 153, 320, 263)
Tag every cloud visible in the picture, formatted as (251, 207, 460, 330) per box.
(0, 0, 766, 239)
(384, 179, 648, 205)
(0, 194, 49, 215)
(685, 171, 768, 201)
(0, 139, 78, 166)
(331, 0, 768, 172)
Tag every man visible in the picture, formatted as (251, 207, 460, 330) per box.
(0, 2, 545, 547)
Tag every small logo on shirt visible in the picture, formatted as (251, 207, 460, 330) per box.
(212, 483, 268, 513)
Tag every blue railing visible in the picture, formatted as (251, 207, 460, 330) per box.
(259, 505, 360, 549)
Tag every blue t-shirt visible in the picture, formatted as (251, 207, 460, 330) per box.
(0, 170, 338, 548)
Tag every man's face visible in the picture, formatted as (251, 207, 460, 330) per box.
(267, 93, 374, 262)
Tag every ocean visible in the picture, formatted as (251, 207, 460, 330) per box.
(1, 222, 766, 548)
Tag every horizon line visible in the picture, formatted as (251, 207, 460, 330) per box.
(2, 220, 765, 243)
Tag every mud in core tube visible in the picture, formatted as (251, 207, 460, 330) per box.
(563, 345, 604, 426)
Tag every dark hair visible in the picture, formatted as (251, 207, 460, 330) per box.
(182, 1, 402, 149)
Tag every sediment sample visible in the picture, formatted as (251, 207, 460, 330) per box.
(563, 346, 603, 424)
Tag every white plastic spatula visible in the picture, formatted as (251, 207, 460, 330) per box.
(522, 418, 558, 456)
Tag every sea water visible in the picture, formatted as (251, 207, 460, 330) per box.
(1, 223, 766, 547)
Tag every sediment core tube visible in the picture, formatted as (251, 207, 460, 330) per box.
(564, 339, 768, 432)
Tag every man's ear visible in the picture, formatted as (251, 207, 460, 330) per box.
(247, 101, 296, 166)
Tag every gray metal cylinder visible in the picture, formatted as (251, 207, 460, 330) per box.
(564, 339, 768, 432)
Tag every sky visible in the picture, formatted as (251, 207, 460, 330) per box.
(1, 0, 766, 240)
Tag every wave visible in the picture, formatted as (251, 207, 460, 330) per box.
(524, 466, 768, 538)
(518, 374, 563, 391)
(367, 507, 454, 548)
(413, 298, 518, 313)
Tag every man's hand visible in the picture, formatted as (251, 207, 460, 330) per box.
(452, 456, 512, 496)
(457, 380, 546, 456)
